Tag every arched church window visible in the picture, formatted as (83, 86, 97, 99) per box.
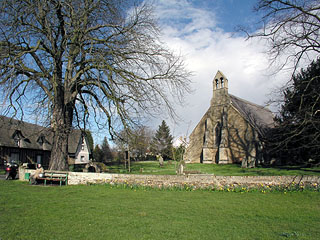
(203, 119, 208, 145)
(215, 122, 221, 147)
(215, 79, 219, 89)
(220, 77, 224, 88)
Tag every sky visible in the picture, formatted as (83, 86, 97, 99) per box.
(145, 0, 293, 140)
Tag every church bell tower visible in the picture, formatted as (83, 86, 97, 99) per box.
(211, 70, 229, 106)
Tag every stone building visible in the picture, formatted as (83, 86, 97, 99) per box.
(184, 71, 274, 167)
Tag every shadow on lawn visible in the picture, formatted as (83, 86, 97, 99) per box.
(260, 165, 320, 175)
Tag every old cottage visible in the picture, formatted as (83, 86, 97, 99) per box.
(184, 71, 274, 167)
(0, 116, 91, 169)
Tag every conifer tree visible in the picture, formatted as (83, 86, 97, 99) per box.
(151, 120, 173, 160)
(100, 137, 113, 162)
(85, 130, 94, 154)
(93, 145, 103, 162)
(266, 58, 320, 164)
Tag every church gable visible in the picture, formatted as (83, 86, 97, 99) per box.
(185, 70, 274, 167)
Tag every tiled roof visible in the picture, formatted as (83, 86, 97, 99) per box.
(0, 115, 82, 154)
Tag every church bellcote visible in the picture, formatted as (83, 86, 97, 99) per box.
(213, 70, 228, 91)
(211, 71, 229, 105)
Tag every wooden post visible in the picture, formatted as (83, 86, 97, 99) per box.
(128, 149, 131, 173)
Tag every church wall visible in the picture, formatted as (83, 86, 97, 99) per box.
(225, 106, 257, 163)
(185, 98, 259, 164)
(185, 111, 208, 163)
(184, 71, 266, 166)
(185, 104, 225, 163)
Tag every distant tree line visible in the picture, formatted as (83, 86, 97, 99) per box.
(92, 120, 183, 164)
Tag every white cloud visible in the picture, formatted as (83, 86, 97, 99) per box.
(156, 0, 217, 35)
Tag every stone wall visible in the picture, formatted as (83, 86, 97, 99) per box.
(66, 173, 320, 188)
(19, 167, 320, 188)
(19, 168, 35, 180)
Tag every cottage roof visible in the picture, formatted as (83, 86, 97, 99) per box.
(0, 115, 83, 154)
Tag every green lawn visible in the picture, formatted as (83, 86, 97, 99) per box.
(1, 181, 319, 240)
(107, 161, 320, 176)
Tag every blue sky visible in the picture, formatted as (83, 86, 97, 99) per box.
(156, 0, 261, 33)
(194, 0, 260, 32)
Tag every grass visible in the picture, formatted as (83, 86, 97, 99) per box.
(106, 161, 320, 176)
(107, 161, 178, 175)
(0, 180, 319, 240)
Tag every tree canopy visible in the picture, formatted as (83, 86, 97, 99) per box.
(85, 130, 94, 153)
(0, 0, 190, 170)
(93, 145, 103, 163)
(100, 137, 113, 162)
(266, 58, 320, 164)
(127, 126, 153, 161)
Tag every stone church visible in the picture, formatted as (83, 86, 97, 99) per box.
(184, 71, 274, 167)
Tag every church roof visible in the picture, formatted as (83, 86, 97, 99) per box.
(0, 115, 83, 154)
(229, 94, 274, 134)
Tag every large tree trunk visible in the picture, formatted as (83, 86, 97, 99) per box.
(49, 86, 75, 171)
(49, 126, 70, 170)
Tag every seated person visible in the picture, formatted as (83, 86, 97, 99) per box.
(30, 164, 44, 184)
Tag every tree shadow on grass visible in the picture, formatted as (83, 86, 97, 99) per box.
(261, 164, 320, 175)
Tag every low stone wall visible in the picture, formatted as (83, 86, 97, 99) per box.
(67, 172, 320, 188)
(19, 167, 320, 188)
(19, 168, 35, 180)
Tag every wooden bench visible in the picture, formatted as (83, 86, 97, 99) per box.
(36, 171, 68, 186)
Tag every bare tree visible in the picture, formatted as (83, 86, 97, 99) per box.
(0, 0, 191, 170)
(244, 0, 320, 72)
(128, 126, 153, 161)
(114, 125, 153, 172)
